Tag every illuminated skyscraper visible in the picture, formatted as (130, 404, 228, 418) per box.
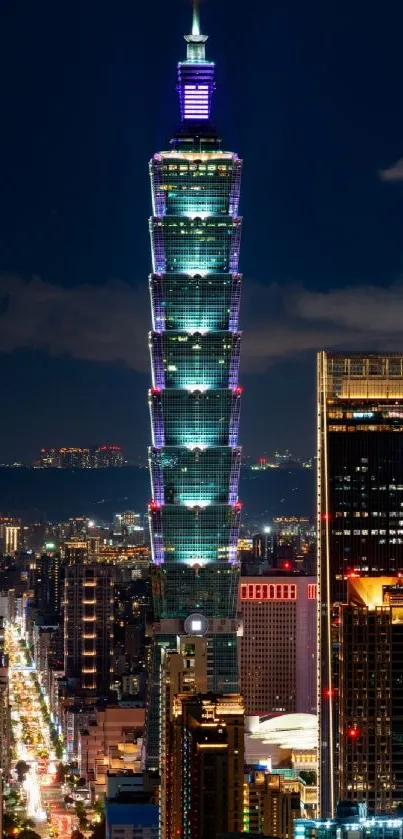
(317, 352, 403, 816)
(146, 3, 243, 769)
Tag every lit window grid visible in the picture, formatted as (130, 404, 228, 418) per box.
(149, 272, 241, 333)
(150, 216, 242, 274)
(149, 389, 241, 449)
(323, 352, 403, 400)
(149, 504, 241, 567)
(150, 158, 242, 218)
(151, 562, 239, 620)
(149, 445, 241, 506)
(150, 331, 241, 390)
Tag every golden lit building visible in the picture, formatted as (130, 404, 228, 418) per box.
(243, 769, 309, 838)
(339, 576, 403, 814)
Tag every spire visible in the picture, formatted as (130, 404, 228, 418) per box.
(192, 0, 200, 37)
(178, 0, 215, 124)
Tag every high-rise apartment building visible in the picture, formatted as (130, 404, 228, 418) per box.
(146, 4, 243, 769)
(64, 540, 89, 566)
(169, 693, 244, 839)
(239, 576, 316, 716)
(64, 564, 113, 692)
(317, 352, 403, 816)
(244, 768, 306, 839)
(0, 517, 20, 554)
(339, 576, 403, 813)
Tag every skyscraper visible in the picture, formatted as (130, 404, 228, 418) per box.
(339, 576, 403, 814)
(239, 575, 316, 716)
(146, 3, 243, 770)
(317, 352, 403, 816)
(64, 564, 113, 692)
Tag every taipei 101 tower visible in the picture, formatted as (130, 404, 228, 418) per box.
(146, 2, 243, 769)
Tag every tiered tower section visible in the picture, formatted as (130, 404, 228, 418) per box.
(146, 4, 243, 770)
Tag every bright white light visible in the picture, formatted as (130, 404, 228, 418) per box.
(185, 444, 206, 451)
(191, 620, 202, 632)
(184, 500, 210, 508)
(185, 212, 210, 220)
(184, 385, 209, 392)
(263, 526, 271, 534)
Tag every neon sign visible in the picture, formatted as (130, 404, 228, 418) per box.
(240, 583, 297, 601)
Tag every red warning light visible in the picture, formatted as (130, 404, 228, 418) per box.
(347, 725, 360, 739)
(323, 687, 336, 699)
(283, 561, 291, 570)
(149, 501, 161, 512)
(321, 513, 331, 521)
(151, 387, 161, 396)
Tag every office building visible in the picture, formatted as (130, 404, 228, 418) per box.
(318, 352, 403, 815)
(338, 576, 403, 813)
(295, 803, 403, 839)
(169, 693, 244, 839)
(64, 564, 113, 692)
(239, 576, 316, 715)
(146, 3, 243, 769)
(105, 772, 158, 839)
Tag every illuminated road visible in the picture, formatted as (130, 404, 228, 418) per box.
(6, 623, 55, 827)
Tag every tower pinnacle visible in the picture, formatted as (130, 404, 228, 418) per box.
(192, 0, 200, 37)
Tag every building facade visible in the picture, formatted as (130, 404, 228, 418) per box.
(64, 564, 113, 692)
(146, 5, 243, 769)
(239, 576, 316, 716)
(169, 693, 244, 839)
(317, 352, 403, 816)
(339, 577, 403, 813)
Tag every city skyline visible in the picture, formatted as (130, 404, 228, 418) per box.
(1, 0, 403, 461)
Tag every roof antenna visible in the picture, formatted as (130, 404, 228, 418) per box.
(192, 0, 201, 37)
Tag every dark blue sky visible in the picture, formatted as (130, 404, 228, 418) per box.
(0, 0, 403, 462)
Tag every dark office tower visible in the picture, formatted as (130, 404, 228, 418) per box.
(64, 564, 113, 692)
(146, 3, 243, 769)
(317, 352, 403, 816)
(36, 552, 63, 619)
(339, 576, 403, 813)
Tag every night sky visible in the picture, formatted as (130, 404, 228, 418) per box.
(1, 0, 403, 463)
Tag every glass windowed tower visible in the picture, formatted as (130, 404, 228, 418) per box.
(146, 4, 243, 770)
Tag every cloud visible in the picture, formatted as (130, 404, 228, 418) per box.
(378, 157, 403, 182)
(0, 274, 150, 372)
(0, 274, 402, 375)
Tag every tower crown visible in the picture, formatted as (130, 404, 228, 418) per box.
(178, 0, 215, 123)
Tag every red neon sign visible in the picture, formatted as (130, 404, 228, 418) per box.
(240, 583, 298, 601)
